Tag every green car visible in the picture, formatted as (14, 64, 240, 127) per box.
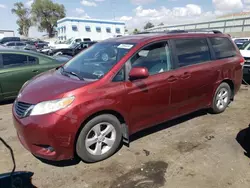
(0, 48, 70, 101)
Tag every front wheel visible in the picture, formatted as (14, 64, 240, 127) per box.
(76, 114, 122, 163)
(210, 82, 232, 114)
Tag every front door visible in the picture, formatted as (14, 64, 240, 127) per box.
(170, 38, 217, 115)
(0, 53, 40, 99)
(125, 41, 174, 133)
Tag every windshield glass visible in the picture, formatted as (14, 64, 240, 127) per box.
(63, 42, 135, 80)
(239, 41, 250, 50)
(63, 38, 73, 44)
(69, 43, 79, 49)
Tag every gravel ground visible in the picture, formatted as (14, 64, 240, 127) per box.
(1, 85, 250, 188)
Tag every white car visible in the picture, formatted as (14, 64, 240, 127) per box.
(49, 37, 91, 49)
(233, 37, 250, 46)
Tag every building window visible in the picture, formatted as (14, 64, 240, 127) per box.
(116, 28, 121, 33)
(72, 25, 78, 31)
(106, 27, 111, 33)
(96, 26, 101, 33)
(64, 26, 66, 33)
(85, 26, 91, 32)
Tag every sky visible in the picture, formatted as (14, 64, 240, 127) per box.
(0, 0, 250, 37)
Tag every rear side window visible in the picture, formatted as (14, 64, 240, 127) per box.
(28, 56, 39, 64)
(6, 43, 15, 46)
(2, 54, 38, 68)
(2, 54, 28, 68)
(174, 38, 211, 67)
(210, 37, 237, 59)
(16, 42, 26, 46)
(75, 38, 82, 43)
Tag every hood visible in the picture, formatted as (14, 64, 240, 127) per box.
(18, 70, 92, 104)
(240, 50, 250, 58)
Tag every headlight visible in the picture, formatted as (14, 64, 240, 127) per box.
(30, 96, 75, 116)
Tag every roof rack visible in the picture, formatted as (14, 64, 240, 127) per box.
(137, 29, 222, 35)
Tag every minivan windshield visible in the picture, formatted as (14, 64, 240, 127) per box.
(63, 42, 135, 80)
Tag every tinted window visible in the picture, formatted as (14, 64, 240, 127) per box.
(6, 43, 15, 46)
(16, 42, 26, 46)
(131, 42, 172, 75)
(75, 38, 82, 43)
(28, 56, 39, 64)
(83, 38, 91, 42)
(210, 37, 237, 59)
(174, 38, 211, 67)
(2, 54, 28, 68)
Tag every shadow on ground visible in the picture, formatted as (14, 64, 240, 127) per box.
(236, 124, 250, 158)
(130, 110, 208, 142)
(0, 99, 14, 105)
(35, 156, 81, 167)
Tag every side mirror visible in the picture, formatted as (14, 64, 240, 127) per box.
(129, 67, 149, 80)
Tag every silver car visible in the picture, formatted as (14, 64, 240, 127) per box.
(3, 41, 36, 51)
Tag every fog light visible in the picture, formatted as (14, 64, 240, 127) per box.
(47, 146, 55, 152)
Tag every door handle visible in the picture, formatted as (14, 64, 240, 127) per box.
(32, 70, 38, 73)
(180, 72, 191, 79)
(167, 76, 178, 83)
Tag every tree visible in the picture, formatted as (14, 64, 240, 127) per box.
(133, 28, 139, 34)
(11, 2, 32, 37)
(144, 22, 154, 30)
(31, 0, 66, 38)
(158, 22, 164, 26)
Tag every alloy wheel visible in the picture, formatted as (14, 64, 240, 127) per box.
(85, 122, 116, 156)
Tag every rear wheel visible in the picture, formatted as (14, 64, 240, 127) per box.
(211, 82, 231, 114)
(76, 114, 122, 163)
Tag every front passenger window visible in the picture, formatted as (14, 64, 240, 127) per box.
(131, 42, 172, 75)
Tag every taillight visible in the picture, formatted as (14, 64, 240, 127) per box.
(35, 43, 38, 47)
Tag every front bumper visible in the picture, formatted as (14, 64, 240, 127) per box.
(13, 108, 78, 161)
(243, 65, 250, 76)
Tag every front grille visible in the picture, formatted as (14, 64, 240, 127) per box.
(14, 101, 33, 118)
(244, 57, 250, 65)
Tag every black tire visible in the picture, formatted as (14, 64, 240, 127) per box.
(210, 82, 232, 114)
(76, 114, 122, 163)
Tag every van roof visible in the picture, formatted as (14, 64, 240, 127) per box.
(104, 31, 227, 44)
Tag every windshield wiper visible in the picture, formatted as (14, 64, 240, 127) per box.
(60, 66, 84, 80)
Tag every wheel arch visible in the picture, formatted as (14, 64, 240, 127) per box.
(221, 79, 235, 100)
(73, 109, 129, 158)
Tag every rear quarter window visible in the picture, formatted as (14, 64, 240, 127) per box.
(210, 37, 237, 59)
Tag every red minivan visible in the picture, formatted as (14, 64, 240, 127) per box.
(13, 31, 244, 163)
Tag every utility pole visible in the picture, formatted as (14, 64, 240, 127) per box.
(111, 0, 116, 20)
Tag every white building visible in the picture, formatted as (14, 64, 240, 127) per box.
(57, 17, 125, 41)
(0, 30, 15, 39)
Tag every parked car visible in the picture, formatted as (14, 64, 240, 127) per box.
(48, 41, 97, 56)
(0, 49, 70, 101)
(23, 41, 37, 51)
(13, 30, 244, 163)
(239, 41, 250, 79)
(3, 41, 36, 51)
(0, 37, 20, 44)
(49, 37, 91, 49)
(33, 40, 49, 49)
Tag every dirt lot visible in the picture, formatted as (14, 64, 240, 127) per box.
(1, 85, 250, 188)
